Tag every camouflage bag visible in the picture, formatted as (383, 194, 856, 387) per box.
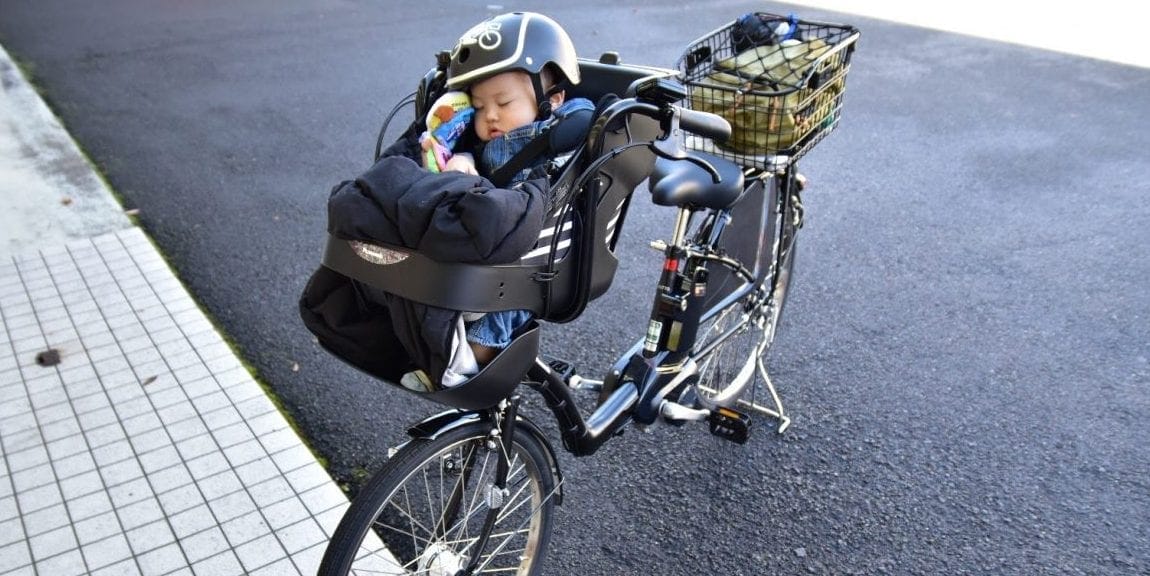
(690, 38, 845, 155)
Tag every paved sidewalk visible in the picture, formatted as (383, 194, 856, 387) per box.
(1, 45, 348, 575)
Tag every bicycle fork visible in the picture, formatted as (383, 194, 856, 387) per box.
(452, 398, 519, 576)
(449, 397, 565, 576)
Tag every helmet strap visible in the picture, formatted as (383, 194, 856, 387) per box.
(532, 73, 572, 120)
(531, 74, 551, 120)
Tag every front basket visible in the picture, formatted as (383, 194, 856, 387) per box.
(677, 13, 860, 170)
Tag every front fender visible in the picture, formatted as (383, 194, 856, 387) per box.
(406, 409, 565, 505)
(407, 409, 485, 440)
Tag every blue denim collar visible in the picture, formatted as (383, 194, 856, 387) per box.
(480, 98, 594, 184)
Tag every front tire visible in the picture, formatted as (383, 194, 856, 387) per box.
(318, 421, 557, 575)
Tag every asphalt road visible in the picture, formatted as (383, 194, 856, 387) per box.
(2, 1, 1148, 574)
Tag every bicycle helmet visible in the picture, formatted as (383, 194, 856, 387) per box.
(446, 12, 581, 91)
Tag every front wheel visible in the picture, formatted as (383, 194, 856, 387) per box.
(318, 421, 557, 576)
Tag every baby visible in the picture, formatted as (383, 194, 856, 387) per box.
(434, 65, 593, 365)
(384, 11, 595, 389)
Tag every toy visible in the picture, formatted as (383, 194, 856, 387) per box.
(420, 91, 474, 172)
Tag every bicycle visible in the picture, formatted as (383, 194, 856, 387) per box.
(306, 12, 860, 576)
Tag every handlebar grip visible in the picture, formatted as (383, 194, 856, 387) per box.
(678, 107, 731, 143)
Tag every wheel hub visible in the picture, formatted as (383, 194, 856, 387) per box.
(417, 542, 466, 576)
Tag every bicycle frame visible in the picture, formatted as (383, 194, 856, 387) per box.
(406, 163, 803, 460)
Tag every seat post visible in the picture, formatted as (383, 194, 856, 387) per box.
(671, 207, 693, 247)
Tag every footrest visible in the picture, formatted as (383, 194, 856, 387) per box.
(403, 322, 541, 411)
(708, 406, 751, 444)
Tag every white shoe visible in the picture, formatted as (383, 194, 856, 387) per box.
(400, 370, 435, 392)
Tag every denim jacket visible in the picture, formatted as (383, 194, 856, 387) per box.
(480, 98, 595, 185)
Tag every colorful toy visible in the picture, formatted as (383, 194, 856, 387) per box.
(420, 91, 474, 172)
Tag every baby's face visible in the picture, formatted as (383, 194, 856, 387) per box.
(469, 71, 541, 142)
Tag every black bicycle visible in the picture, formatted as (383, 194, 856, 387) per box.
(311, 13, 859, 576)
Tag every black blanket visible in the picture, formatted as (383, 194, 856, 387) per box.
(328, 155, 549, 264)
(303, 154, 551, 387)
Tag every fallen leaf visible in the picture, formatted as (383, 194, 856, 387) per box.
(36, 349, 61, 367)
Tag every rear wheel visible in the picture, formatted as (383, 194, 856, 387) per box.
(691, 293, 768, 408)
(768, 171, 802, 329)
(318, 422, 557, 575)
(691, 172, 800, 410)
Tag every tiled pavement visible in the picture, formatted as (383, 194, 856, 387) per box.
(0, 228, 349, 575)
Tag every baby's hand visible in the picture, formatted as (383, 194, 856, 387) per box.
(444, 153, 478, 176)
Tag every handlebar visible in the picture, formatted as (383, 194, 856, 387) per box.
(591, 83, 731, 184)
(630, 75, 731, 142)
(677, 106, 731, 142)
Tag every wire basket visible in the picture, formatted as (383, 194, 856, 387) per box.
(676, 13, 860, 171)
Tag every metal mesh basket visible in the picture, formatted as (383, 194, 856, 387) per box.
(676, 13, 860, 170)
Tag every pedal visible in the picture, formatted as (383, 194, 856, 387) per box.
(546, 358, 576, 382)
(708, 406, 751, 444)
(547, 357, 602, 391)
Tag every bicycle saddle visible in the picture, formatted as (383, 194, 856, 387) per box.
(649, 151, 745, 210)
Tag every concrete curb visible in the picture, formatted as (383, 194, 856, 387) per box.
(0, 43, 132, 261)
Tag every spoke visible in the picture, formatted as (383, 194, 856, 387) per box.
(349, 546, 414, 575)
(468, 480, 559, 576)
(345, 566, 410, 576)
(420, 452, 436, 536)
(401, 484, 423, 555)
(462, 445, 494, 536)
(482, 531, 531, 556)
(483, 529, 532, 542)
(470, 537, 530, 574)
(418, 522, 529, 549)
(375, 492, 432, 541)
(453, 448, 524, 565)
(696, 311, 748, 366)
(432, 446, 455, 535)
(496, 478, 534, 523)
(494, 455, 532, 523)
(432, 444, 470, 540)
(369, 516, 434, 541)
(442, 446, 494, 553)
